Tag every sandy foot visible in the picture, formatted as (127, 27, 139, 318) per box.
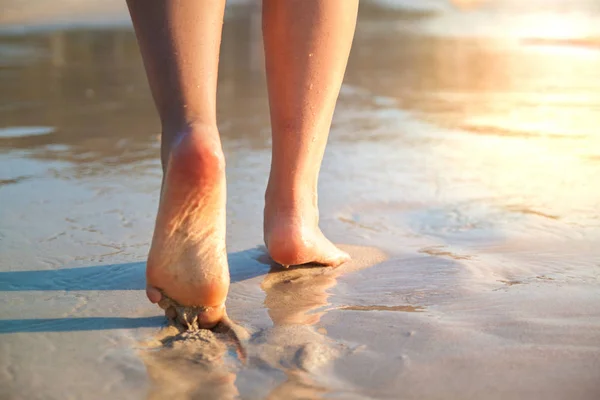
(146, 130, 230, 329)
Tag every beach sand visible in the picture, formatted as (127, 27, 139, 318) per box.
(1, 1, 600, 399)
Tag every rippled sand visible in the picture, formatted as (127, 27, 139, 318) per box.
(1, 1, 600, 399)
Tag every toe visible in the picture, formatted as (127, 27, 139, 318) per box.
(155, 298, 227, 331)
(165, 306, 177, 319)
(323, 249, 351, 267)
(337, 250, 351, 265)
(166, 303, 226, 330)
(196, 305, 226, 329)
(316, 240, 351, 267)
(146, 284, 162, 303)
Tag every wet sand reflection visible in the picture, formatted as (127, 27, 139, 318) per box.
(3, 1, 600, 399)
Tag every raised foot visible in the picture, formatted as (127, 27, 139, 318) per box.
(146, 127, 230, 329)
(264, 217, 350, 267)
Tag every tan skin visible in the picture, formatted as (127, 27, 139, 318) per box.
(126, 0, 358, 328)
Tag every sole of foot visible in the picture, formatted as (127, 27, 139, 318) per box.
(146, 127, 230, 329)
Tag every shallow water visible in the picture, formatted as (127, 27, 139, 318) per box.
(1, 1, 600, 399)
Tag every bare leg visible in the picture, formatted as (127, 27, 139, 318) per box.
(262, 0, 358, 266)
(126, 0, 229, 328)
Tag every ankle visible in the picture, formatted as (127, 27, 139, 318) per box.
(264, 183, 318, 221)
(161, 123, 225, 175)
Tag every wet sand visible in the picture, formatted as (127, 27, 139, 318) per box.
(1, 1, 600, 399)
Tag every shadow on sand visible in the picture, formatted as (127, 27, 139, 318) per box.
(0, 248, 272, 334)
(0, 317, 166, 333)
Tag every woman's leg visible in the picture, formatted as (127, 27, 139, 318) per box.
(262, 0, 358, 266)
(126, 0, 229, 328)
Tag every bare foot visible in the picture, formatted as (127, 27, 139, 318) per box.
(146, 128, 230, 329)
(264, 195, 350, 267)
